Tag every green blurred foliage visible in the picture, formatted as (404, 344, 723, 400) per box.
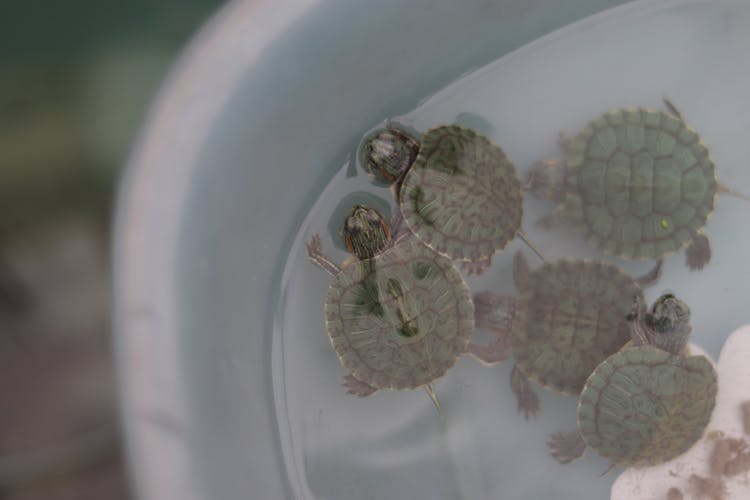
(0, 0, 224, 65)
(0, 0, 225, 241)
(0, 3, 226, 496)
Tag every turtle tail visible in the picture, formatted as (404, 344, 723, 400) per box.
(717, 182, 750, 203)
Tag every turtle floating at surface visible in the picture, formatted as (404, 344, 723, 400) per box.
(306, 204, 508, 410)
(548, 293, 718, 468)
(526, 99, 750, 270)
(361, 124, 543, 275)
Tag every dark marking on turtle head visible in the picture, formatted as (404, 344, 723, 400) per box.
(647, 294, 686, 332)
(646, 293, 692, 355)
(361, 128, 419, 184)
(342, 205, 391, 260)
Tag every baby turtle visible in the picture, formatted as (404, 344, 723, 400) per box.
(307, 205, 506, 407)
(362, 124, 542, 274)
(473, 250, 662, 418)
(549, 294, 718, 467)
(526, 99, 749, 270)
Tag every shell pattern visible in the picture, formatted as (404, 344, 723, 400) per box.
(512, 259, 644, 394)
(578, 346, 717, 466)
(566, 108, 717, 260)
(399, 125, 523, 263)
(324, 239, 474, 390)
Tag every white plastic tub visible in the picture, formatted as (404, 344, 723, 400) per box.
(116, 1, 750, 499)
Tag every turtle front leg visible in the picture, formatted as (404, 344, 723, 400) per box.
(510, 364, 540, 419)
(342, 374, 378, 397)
(548, 430, 586, 464)
(685, 231, 711, 270)
(626, 295, 659, 347)
(468, 291, 514, 364)
(306, 234, 342, 276)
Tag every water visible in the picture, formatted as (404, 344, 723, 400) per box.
(274, 0, 750, 498)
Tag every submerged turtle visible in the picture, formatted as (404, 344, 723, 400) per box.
(306, 204, 506, 406)
(526, 99, 749, 270)
(548, 293, 718, 467)
(361, 124, 542, 274)
(473, 250, 662, 418)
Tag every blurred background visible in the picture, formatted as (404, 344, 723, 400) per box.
(0, 1, 225, 498)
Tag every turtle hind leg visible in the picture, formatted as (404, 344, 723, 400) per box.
(510, 364, 540, 419)
(342, 374, 378, 397)
(685, 231, 711, 270)
(548, 430, 586, 464)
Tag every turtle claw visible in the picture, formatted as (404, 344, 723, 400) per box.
(461, 257, 492, 276)
(306, 234, 322, 256)
(342, 374, 378, 397)
(548, 431, 586, 464)
(510, 365, 540, 419)
(685, 232, 711, 270)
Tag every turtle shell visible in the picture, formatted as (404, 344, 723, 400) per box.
(398, 125, 523, 263)
(511, 259, 643, 394)
(566, 108, 717, 260)
(324, 239, 473, 390)
(578, 346, 717, 466)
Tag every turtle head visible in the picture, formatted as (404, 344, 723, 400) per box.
(361, 128, 419, 184)
(645, 294, 692, 355)
(341, 205, 391, 260)
(524, 159, 567, 202)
